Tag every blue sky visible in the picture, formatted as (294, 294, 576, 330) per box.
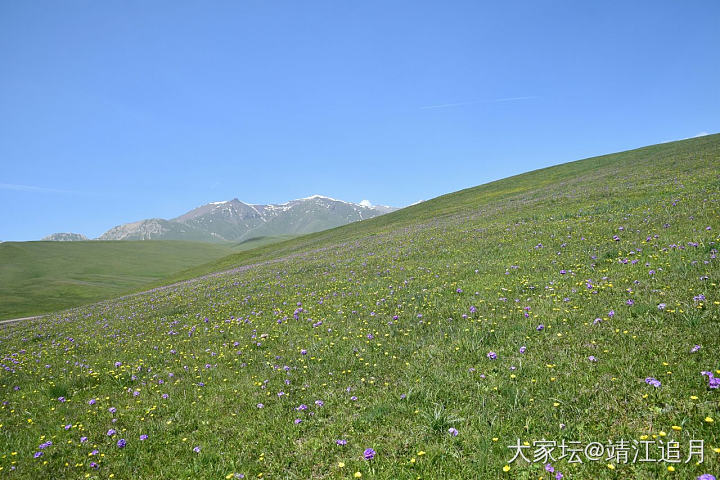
(1, 1, 718, 241)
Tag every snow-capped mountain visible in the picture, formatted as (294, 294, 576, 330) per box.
(95, 195, 397, 242)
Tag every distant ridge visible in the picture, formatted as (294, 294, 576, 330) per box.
(45, 195, 397, 242)
(41, 232, 89, 241)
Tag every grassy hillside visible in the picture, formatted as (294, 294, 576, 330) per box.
(163, 134, 720, 284)
(1, 135, 718, 479)
(0, 241, 238, 320)
(0, 236, 298, 321)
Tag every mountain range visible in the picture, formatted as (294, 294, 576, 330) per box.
(42, 195, 397, 242)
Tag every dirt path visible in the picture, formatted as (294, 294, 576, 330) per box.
(0, 315, 44, 325)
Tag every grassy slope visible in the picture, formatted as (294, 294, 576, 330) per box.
(0, 241, 237, 320)
(0, 235, 299, 320)
(164, 134, 719, 284)
(1, 134, 719, 479)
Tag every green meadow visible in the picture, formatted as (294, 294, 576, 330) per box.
(0, 237, 293, 320)
(0, 135, 718, 479)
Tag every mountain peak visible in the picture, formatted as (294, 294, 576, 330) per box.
(96, 195, 398, 242)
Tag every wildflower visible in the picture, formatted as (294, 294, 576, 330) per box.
(588, 356, 597, 362)
(34, 451, 43, 458)
(294, 418, 302, 424)
(691, 345, 701, 353)
(139, 434, 148, 440)
(336, 439, 347, 446)
(448, 427, 459, 436)
(536, 324, 544, 331)
(107, 428, 116, 436)
(193, 446, 201, 453)
(645, 377, 661, 388)
(697, 475, 716, 480)
(117, 438, 126, 448)
(487, 351, 497, 360)
(519, 346, 526, 354)
(658, 303, 666, 310)
(363, 448, 376, 460)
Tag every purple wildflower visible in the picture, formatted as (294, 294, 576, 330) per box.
(363, 448, 376, 460)
(645, 377, 661, 388)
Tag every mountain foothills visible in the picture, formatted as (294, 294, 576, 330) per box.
(44, 195, 397, 242)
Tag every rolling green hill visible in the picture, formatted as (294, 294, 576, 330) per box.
(0, 238, 290, 320)
(162, 133, 720, 285)
(1, 135, 718, 479)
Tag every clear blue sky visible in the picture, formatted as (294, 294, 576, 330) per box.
(1, 1, 718, 241)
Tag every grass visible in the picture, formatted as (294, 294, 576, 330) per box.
(0, 134, 718, 479)
(0, 241, 236, 320)
(0, 236, 296, 321)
